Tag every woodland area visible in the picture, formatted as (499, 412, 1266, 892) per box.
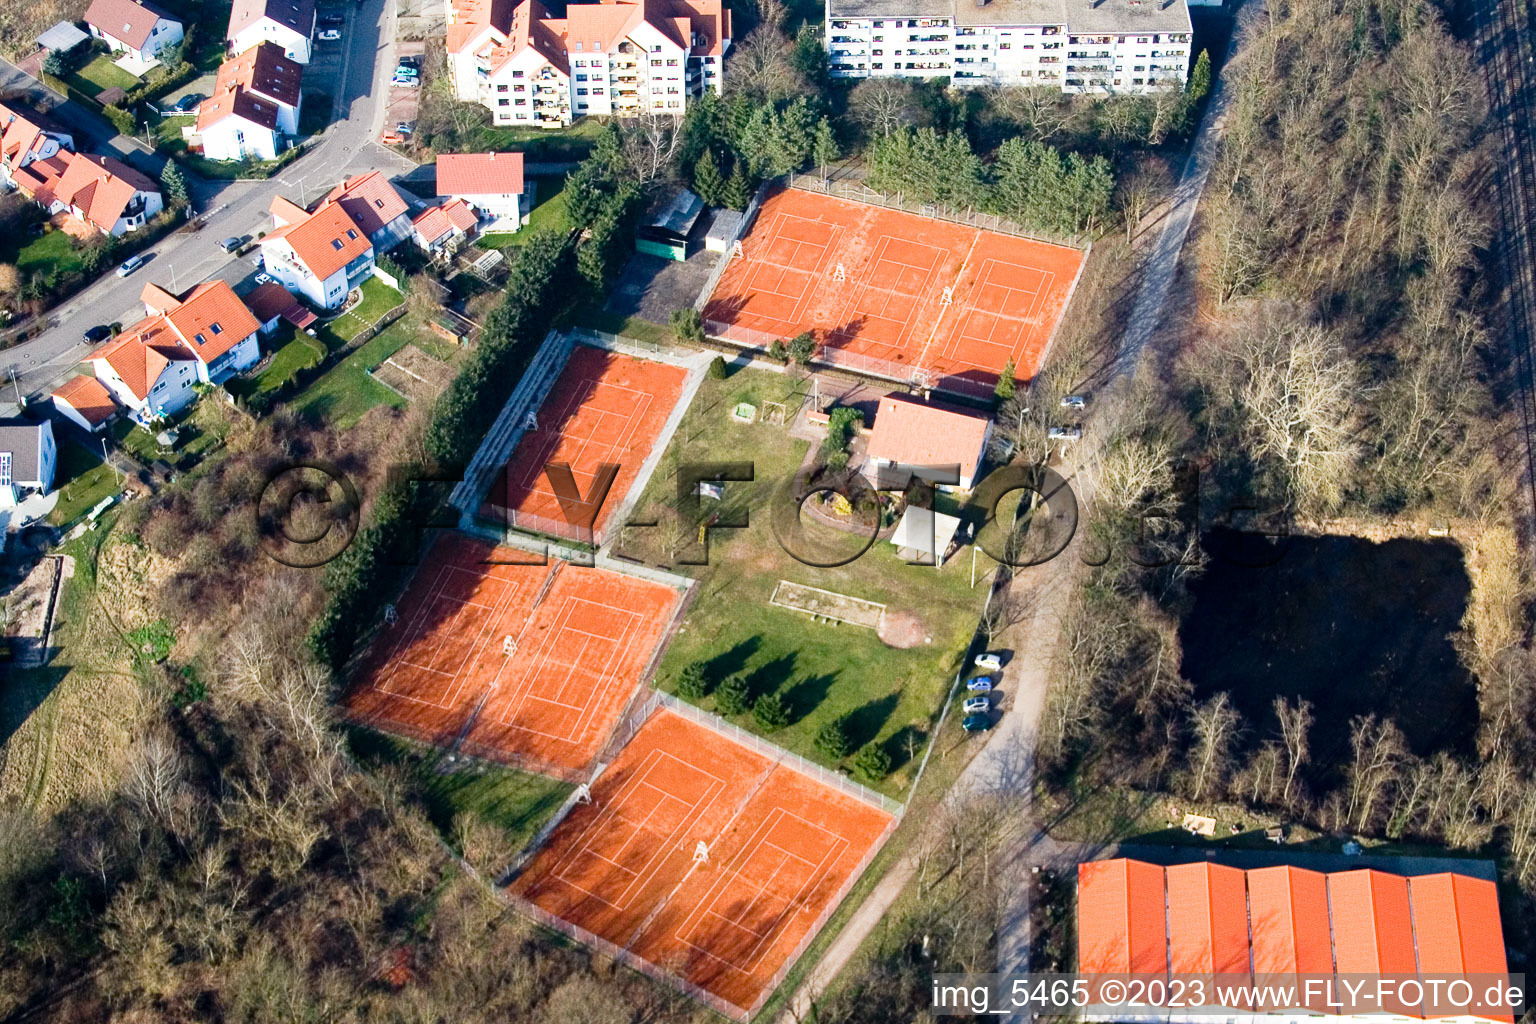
(1038, 0, 1536, 924)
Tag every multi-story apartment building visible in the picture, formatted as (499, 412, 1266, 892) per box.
(827, 0, 1192, 94)
(447, 0, 730, 128)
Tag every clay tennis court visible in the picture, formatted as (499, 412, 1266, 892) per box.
(509, 709, 893, 1014)
(480, 345, 688, 541)
(343, 534, 682, 775)
(703, 188, 1085, 394)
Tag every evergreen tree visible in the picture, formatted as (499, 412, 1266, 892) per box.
(788, 331, 816, 366)
(693, 147, 725, 206)
(161, 161, 189, 207)
(812, 117, 838, 180)
(723, 167, 753, 211)
(676, 662, 709, 699)
(768, 339, 788, 362)
(715, 673, 751, 715)
(815, 717, 851, 760)
(42, 50, 67, 78)
(1187, 49, 1212, 104)
(995, 357, 1016, 403)
(670, 307, 706, 344)
(708, 355, 728, 379)
(853, 742, 892, 781)
(753, 692, 790, 732)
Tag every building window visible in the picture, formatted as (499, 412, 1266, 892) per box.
(497, 84, 508, 92)
(577, 87, 588, 94)
(498, 98, 510, 105)
(575, 41, 583, 51)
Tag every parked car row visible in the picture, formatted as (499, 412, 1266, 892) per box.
(962, 651, 1005, 732)
(392, 55, 420, 88)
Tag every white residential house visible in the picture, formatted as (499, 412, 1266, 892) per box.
(139, 279, 264, 383)
(826, 0, 1193, 94)
(446, 0, 731, 128)
(260, 194, 376, 309)
(412, 198, 480, 255)
(196, 42, 303, 162)
(83, 0, 185, 63)
(48, 152, 163, 237)
(228, 0, 316, 63)
(436, 151, 525, 229)
(91, 326, 200, 422)
(321, 171, 416, 253)
(51, 375, 120, 433)
(0, 102, 74, 189)
(0, 420, 56, 506)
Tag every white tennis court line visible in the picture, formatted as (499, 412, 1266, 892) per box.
(376, 564, 527, 708)
(493, 595, 644, 744)
(833, 234, 945, 350)
(675, 805, 847, 973)
(552, 749, 728, 912)
(946, 260, 1057, 361)
(512, 377, 650, 491)
(742, 212, 835, 319)
(512, 380, 656, 509)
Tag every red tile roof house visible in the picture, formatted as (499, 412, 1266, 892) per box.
(228, 0, 316, 63)
(322, 171, 417, 253)
(0, 102, 75, 190)
(436, 151, 527, 230)
(863, 394, 994, 491)
(41, 153, 164, 237)
(412, 198, 480, 256)
(84, 0, 185, 63)
(1076, 858, 1516, 1024)
(260, 193, 376, 310)
(196, 42, 303, 162)
(51, 374, 120, 433)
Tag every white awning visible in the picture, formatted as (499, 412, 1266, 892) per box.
(37, 22, 89, 51)
(890, 506, 962, 562)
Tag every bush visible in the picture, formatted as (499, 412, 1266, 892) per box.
(815, 717, 850, 760)
(715, 673, 750, 715)
(676, 661, 709, 699)
(707, 355, 728, 380)
(853, 742, 892, 781)
(752, 692, 790, 732)
(670, 307, 705, 345)
(768, 339, 788, 363)
(788, 331, 816, 366)
(103, 104, 135, 137)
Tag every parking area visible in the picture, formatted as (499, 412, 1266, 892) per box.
(383, 41, 424, 145)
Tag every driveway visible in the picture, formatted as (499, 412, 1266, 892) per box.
(3, 0, 416, 400)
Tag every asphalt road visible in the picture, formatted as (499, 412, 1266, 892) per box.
(1, 0, 415, 400)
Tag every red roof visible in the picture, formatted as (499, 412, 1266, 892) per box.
(866, 395, 992, 484)
(413, 198, 479, 246)
(53, 153, 160, 234)
(1078, 860, 1515, 1022)
(84, 0, 178, 49)
(52, 375, 118, 425)
(266, 198, 372, 280)
(1166, 862, 1250, 977)
(322, 171, 410, 241)
(92, 318, 194, 400)
(241, 280, 318, 328)
(11, 152, 70, 206)
(1077, 859, 1168, 975)
(198, 42, 302, 132)
(0, 101, 71, 175)
(437, 152, 525, 197)
(163, 280, 261, 363)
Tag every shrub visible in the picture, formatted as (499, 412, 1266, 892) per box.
(752, 692, 790, 732)
(768, 339, 788, 362)
(707, 355, 728, 380)
(103, 105, 135, 137)
(715, 673, 750, 715)
(814, 717, 850, 760)
(788, 331, 816, 366)
(670, 307, 705, 345)
(853, 742, 892, 781)
(676, 661, 709, 699)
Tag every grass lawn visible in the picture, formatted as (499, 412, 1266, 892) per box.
(47, 442, 123, 527)
(346, 726, 573, 852)
(109, 419, 166, 465)
(152, 114, 195, 148)
(317, 277, 403, 348)
(458, 116, 607, 161)
(5, 230, 85, 290)
(615, 367, 990, 795)
(477, 175, 570, 249)
(226, 327, 322, 402)
(66, 54, 140, 97)
(560, 303, 671, 346)
(291, 318, 420, 428)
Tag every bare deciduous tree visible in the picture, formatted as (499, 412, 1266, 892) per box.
(1187, 692, 1243, 801)
(847, 77, 918, 138)
(1273, 696, 1312, 808)
(1346, 714, 1407, 832)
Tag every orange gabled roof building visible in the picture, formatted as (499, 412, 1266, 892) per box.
(1076, 859, 1515, 1024)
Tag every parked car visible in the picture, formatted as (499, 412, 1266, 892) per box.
(391, 77, 419, 88)
(973, 652, 1002, 672)
(380, 131, 406, 144)
(116, 254, 145, 277)
(172, 93, 201, 113)
(319, 28, 341, 40)
(393, 66, 418, 78)
(1061, 395, 1087, 410)
(963, 696, 991, 714)
(962, 714, 992, 733)
(1047, 425, 1082, 441)
(395, 121, 414, 133)
(966, 676, 995, 693)
(220, 236, 245, 253)
(254, 272, 272, 285)
(397, 54, 420, 66)
(83, 324, 111, 342)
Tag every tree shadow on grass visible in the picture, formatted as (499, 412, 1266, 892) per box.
(781, 670, 836, 724)
(703, 636, 761, 684)
(844, 692, 899, 750)
(745, 651, 797, 700)
(884, 724, 927, 773)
